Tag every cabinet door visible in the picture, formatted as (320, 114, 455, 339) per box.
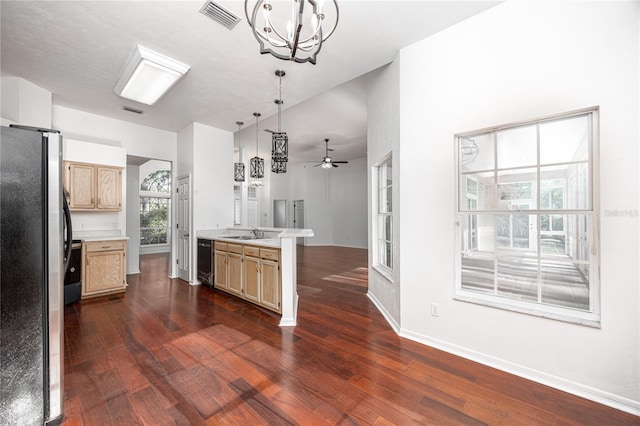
(227, 252, 243, 296)
(260, 259, 280, 312)
(83, 250, 125, 296)
(244, 256, 260, 303)
(214, 250, 228, 290)
(97, 166, 121, 210)
(68, 163, 95, 209)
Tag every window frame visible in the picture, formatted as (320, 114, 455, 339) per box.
(373, 154, 393, 281)
(139, 170, 172, 247)
(454, 107, 600, 327)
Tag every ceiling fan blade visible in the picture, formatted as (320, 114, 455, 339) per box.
(333, 161, 348, 164)
(327, 148, 335, 152)
(333, 163, 339, 168)
(264, 129, 275, 134)
(313, 163, 322, 167)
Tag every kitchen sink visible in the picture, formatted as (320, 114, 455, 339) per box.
(230, 235, 257, 240)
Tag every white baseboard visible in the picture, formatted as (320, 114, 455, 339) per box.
(399, 328, 640, 416)
(367, 291, 400, 334)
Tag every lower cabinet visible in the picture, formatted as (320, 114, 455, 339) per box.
(214, 243, 228, 291)
(82, 239, 127, 299)
(214, 241, 281, 313)
(226, 244, 244, 297)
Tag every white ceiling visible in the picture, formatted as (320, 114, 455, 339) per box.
(1, 1, 499, 163)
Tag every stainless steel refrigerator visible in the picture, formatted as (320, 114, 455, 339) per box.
(1, 125, 72, 425)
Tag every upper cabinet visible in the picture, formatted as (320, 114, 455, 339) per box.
(64, 161, 122, 211)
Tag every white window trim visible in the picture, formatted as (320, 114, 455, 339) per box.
(453, 106, 600, 327)
(372, 153, 393, 283)
(140, 190, 172, 247)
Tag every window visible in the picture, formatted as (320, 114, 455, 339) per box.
(140, 170, 171, 246)
(234, 185, 241, 226)
(375, 156, 393, 274)
(456, 108, 599, 326)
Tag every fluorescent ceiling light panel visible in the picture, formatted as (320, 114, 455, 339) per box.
(114, 45, 190, 105)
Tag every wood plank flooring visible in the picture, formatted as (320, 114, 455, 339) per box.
(61, 246, 637, 425)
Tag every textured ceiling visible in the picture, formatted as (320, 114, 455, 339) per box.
(1, 1, 499, 163)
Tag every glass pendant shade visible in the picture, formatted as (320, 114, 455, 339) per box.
(234, 162, 245, 182)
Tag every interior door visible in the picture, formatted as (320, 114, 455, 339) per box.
(177, 175, 190, 281)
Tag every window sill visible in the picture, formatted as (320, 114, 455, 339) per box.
(454, 293, 601, 328)
(373, 264, 394, 284)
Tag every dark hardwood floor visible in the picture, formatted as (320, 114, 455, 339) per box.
(61, 246, 637, 425)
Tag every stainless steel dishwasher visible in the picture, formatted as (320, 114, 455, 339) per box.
(197, 239, 213, 286)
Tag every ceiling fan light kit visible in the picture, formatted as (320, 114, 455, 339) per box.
(315, 138, 348, 169)
(244, 0, 339, 64)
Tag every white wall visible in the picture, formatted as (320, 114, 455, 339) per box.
(1, 77, 52, 128)
(53, 105, 176, 161)
(390, 0, 638, 412)
(178, 122, 234, 283)
(331, 157, 368, 248)
(366, 59, 401, 329)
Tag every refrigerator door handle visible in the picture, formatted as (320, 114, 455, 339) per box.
(63, 191, 73, 273)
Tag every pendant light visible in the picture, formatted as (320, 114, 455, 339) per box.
(244, 0, 340, 65)
(249, 112, 264, 186)
(234, 121, 246, 182)
(271, 69, 288, 174)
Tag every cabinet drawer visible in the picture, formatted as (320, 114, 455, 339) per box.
(215, 241, 228, 251)
(227, 243, 243, 254)
(260, 248, 279, 261)
(244, 245, 260, 257)
(84, 240, 125, 252)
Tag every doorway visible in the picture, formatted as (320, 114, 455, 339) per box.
(273, 199, 287, 228)
(126, 156, 173, 276)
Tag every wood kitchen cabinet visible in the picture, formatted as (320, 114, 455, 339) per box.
(215, 241, 281, 314)
(81, 239, 127, 299)
(63, 161, 122, 211)
(226, 244, 244, 297)
(214, 242, 228, 290)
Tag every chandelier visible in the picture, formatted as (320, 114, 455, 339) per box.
(249, 112, 264, 186)
(234, 121, 246, 182)
(244, 0, 339, 65)
(271, 69, 288, 174)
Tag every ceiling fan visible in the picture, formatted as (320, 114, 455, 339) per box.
(314, 139, 348, 169)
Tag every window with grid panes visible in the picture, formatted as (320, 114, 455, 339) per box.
(377, 157, 393, 272)
(456, 108, 599, 326)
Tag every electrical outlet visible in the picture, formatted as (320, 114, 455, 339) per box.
(430, 303, 440, 317)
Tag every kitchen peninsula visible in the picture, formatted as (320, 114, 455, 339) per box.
(197, 227, 313, 327)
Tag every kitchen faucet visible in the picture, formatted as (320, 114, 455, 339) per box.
(251, 227, 259, 238)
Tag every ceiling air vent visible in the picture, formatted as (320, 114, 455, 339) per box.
(199, 1, 241, 30)
(123, 106, 143, 114)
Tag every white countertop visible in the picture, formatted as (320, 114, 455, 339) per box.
(197, 227, 314, 241)
(212, 236, 281, 248)
(79, 235, 129, 242)
(73, 230, 128, 242)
